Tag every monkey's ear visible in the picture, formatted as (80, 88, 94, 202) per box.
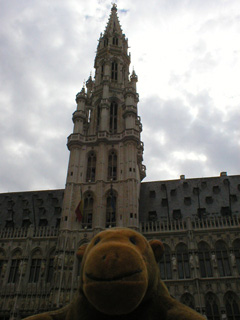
(76, 244, 88, 261)
(149, 240, 164, 262)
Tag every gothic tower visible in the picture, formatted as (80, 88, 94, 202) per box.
(60, 4, 145, 232)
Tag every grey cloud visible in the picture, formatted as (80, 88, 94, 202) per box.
(141, 93, 240, 182)
(189, 52, 218, 73)
(0, 0, 239, 192)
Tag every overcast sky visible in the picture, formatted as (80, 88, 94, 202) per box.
(0, 0, 239, 193)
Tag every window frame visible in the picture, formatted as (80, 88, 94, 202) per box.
(176, 243, 190, 279)
(86, 152, 96, 182)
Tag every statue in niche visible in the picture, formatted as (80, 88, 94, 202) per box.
(230, 251, 236, 267)
(19, 260, 27, 276)
(172, 255, 177, 271)
(1, 262, 7, 278)
(189, 255, 195, 269)
(211, 252, 217, 267)
(41, 260, 46, 276)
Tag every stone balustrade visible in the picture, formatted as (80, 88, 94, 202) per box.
(68, 129, 140, 146)
(0, 226, 59, 239)
(140, 215, 240, 234)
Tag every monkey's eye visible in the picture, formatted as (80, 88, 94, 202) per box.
(94, 237, 100, 245)
(129, 237, 137, 245)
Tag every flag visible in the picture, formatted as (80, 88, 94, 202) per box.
(75, 188, 84, 222)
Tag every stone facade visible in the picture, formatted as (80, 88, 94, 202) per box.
(0, 4, 239, 320)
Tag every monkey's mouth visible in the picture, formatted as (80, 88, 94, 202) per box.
(85, 269, 142, 282)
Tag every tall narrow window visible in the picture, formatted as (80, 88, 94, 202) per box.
(159, 245, 172, 279)
(112, 37, 118, 45)
(109, 102, 118, 133)
(215, 241, 231, 276)
(86, 152, 96, 182)
(111, 62, 118, 81)
(8, 259, 20, 283)
(180, 293, 195, 310)
(101, 64, 104, 79)
(176, 243, 190, 279)
(29, 250, 42, 283)
(104, 38, 108, 47)
(0, 260, 4, 277)
(29, 259, 41, 283)
(198, 242, 213, 278)
(106, 191, 116, 228)
(46, 249, 55, 283)
(88, 109, 91, 123)
(224, 292, 240, 320)
(233, 239, 240, 275)
(97, 105, 101, 129)
(0, 250, 6, 278)
(205, 293, 221, 320)
(8, 250, 22, 284)
(108, 150, 117, 181)
(83, 193, 93, 229)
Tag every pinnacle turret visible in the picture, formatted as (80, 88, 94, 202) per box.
(131, 69, 138, 81)
(86, 74, 93, 97)
(75, 86, 86, 102)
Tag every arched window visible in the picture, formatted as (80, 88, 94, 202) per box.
(29, 249, 42, 283)
(0, 249, 6, 279)
(104, 37, 108, 47)
(205, 293, 221, 320)
(8, 250, 22, 283)
(180, 293, 195, 309)
(215, 241, 231, 276)
(108, 150, 117, 181)
(97, 105, 101, 129)
(106, 190, 117, 228)
(224, 292, 240, 320)
(88, 109, 92, 124)
(233, 239, 240, 275)
(112, 36, 118, 45)
(176, 243, 190, 279)
(86, 152, 96, 182)
(101, 64, 104, 79)
(159, 245, 172, 279)
(46, 249, 55, 283)
(111, 62, 118, 81)
(198, 242, 213, 278)
(82, 193, 93, 229)
(109, 102, 118, 133)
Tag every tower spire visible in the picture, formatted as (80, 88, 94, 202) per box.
(61, 5, 145, 232)
(104, 3, 123, 37)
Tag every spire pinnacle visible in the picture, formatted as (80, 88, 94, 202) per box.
(104, 3, 123, 36)
(111, 3, 117, 11)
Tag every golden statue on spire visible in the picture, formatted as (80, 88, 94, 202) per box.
(111, 3, 117, 10)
